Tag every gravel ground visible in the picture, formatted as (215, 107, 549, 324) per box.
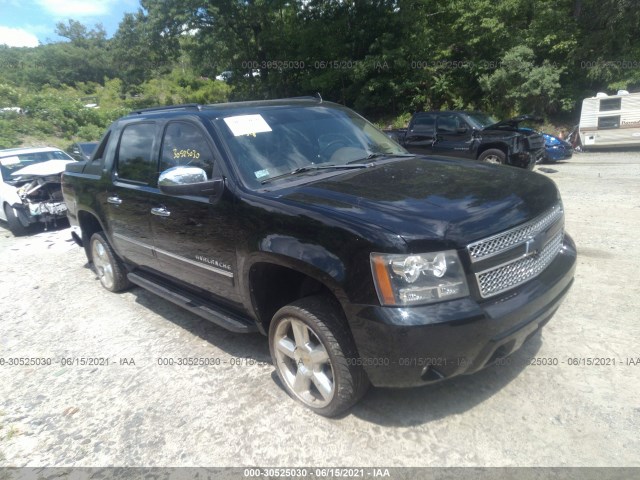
(0, 151, 639, 468)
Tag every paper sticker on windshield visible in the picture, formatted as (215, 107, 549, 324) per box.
(224, 114, 272, 137)
(0, 156, 20, 166)
(254, 169, 269, 179)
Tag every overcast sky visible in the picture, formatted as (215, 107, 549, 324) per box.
(0, 0, 139, 47)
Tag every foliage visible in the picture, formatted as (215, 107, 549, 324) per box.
(479, 46, 562, 117)
(0, 0, 639, 148)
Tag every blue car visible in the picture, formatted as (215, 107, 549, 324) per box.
(541, 133, 573, 163)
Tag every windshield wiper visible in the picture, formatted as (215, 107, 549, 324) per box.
(261, 163, 372, 184)
(347, 152, 416, 164)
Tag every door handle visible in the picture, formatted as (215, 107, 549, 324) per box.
(107, 196, 122, 206)
(151, 206, 171, 217)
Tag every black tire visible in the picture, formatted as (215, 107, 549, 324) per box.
(89, 232, 131, 292)
(269, 295, 369, 417)
(3, 204, 29, 236)
(478, 148, 506, 165)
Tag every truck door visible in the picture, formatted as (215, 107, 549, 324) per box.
(432, 114, 475, 159)
(106, 122, 160, 270)
(403, 114, 436, 154)
(150, 121, 240, 305)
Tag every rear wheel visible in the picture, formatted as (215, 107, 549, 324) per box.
(269, 295, 369, 417)
(89, 232, 131, 292)
(3, 204, 29, 236)
(478, 148, 506, 165)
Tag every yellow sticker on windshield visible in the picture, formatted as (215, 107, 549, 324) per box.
(173, 149, 200, 160)
(223, 114, 272, 137)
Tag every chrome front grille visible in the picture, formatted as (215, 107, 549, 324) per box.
(467, 204, 563, 262)
(467, 204, 565, 299)
(475, 230, 564, 298)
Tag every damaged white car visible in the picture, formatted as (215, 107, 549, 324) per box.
(0, 147, 75, 235)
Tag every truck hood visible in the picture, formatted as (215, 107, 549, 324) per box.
(485, 114, 542, 130)
(11, 159, 74, 179)
(275, 157, 558, 248)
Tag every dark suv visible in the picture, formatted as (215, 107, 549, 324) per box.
(386, 111, 545, 169)
(62, 98, 576, 416)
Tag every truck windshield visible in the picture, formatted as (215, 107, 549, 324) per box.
(465, 113, 498, 129)
(214, 105, 407, 187)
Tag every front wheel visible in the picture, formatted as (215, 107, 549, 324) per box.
(269, 295, 369, 417)
(3, 204, 29, 236)
(478, 148, 506, 165)
(89, 232, 131, 292)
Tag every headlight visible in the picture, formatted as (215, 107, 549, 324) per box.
(370, 250, 469, 306)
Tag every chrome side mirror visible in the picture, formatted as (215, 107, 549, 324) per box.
(158, 166, 224, 200)
(158, 166, 208, 187)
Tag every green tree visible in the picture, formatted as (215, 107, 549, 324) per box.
(479, 45, 562, 116)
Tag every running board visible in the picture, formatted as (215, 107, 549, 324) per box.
(127, 271, 258, 333)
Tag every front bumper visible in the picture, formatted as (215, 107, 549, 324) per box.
(346, 234, 576, 387)
(11, 201, 68, 225)
(545, 146, 574, 162)
(508, 149, 543, 170)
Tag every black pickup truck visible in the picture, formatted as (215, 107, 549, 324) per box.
(385, 111, 545, 169)
(62, 98, 576, 416)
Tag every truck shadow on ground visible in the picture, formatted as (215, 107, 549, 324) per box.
(128, 285, 271, 363)
(351, 332, 542, 426)
(127, 283, 542, 427)
(0, 217, 70, 237)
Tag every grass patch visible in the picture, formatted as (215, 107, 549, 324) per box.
(6, 426, 19, 440)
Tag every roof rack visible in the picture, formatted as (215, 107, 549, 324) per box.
(279, 95, 322, 103)
(127, 95, 325, 116)
(128, 104, 204, 115)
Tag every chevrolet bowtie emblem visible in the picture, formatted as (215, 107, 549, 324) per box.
(525, 232, 546, 257)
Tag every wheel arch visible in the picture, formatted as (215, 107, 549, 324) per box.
(76, 209, 108, 260)
(246, 255, 349, 335)
(477, 143, 508, 159)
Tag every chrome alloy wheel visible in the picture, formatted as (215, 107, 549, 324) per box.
(272, 317, 335, 408)
(483, 154, 502, 164)
(91, 239, 114, 290)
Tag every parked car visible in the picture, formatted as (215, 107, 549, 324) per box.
(66, 142, 98, 162)
(541, 133, 573, 163)
(385, 112, 545, 169)
(0, 147, 74, 235)
(215, 70, 260, 82)
(215, 71, 232, 82)
(62, 99, 576, 416)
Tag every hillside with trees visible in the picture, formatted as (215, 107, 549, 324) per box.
(1, 0, 639, 149)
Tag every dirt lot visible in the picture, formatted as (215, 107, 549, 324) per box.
(0, 151, 639, 468)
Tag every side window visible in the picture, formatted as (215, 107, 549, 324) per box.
(92, 132, 111, 163)
(410, 114, 435, 133)
(437, 114, 459, 134)
(599, 98, 621, 111)
(160, 122, 215, 179)
(597, 115, 620, 129)
(117, 123, 156, 183)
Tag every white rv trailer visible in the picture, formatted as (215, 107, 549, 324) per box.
(579, 91, 640, 148)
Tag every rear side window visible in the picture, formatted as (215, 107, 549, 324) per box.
(117, 123, 156, 183)
(91, 132, 111, 163)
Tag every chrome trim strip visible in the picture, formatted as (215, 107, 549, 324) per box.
(154, 247, 234, 278)
(112, 233, 234, 278)
(113, 233, 154, 250)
